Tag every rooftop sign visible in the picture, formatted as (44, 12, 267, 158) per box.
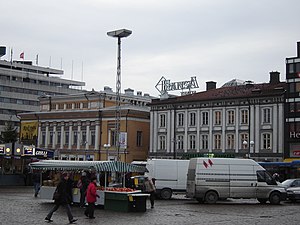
(155, 76, 199, 96)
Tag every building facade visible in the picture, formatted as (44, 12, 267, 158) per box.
(0, 59, 85, 135)
(150, 72, 286, 162)
(285, 41, 300, 161)
(19, 87, 152, 163)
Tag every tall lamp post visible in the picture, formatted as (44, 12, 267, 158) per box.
(104, 143, 111, 161)
(107, 29, 132, 161)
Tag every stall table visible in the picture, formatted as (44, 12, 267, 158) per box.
(104, 191, 149, 212)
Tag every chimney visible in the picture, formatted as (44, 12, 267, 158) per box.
(124, 88, 134, 95)
(137, 91, 142, 96)
(269, 71, 280, 84)
(104, 86, 113, 92)
(206, 81, 216, 91)
(297, 41, 300, 58)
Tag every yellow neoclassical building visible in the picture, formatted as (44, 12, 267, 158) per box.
(19, 87, 152, 163)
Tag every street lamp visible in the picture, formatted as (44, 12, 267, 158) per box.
(249, 141, 254, 159)
(104, 143, 111, 161)
(107, 28, 132, 161)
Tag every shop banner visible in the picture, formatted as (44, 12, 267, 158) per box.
(119, 132, 127, 149)
(23, 145, 35, 156)
(0, 144, 5, 155)
(20, 121, 38, 143)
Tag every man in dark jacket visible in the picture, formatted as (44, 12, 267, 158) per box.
(45, 172, 78, 224)
(79, 172, 89, 207)
(32, 170, 40, 197)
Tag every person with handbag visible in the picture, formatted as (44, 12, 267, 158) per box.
(45, 172, 78, 224)
(143, 177, 156, 208)
(84, 177, 99, 219)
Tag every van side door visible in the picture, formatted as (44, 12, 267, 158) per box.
(229, 165, 257, 198)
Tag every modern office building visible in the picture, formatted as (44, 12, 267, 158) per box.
(0, 58, 85, 135)
(19, 87, 152, 162)
(149, 72, 286, 162)
(285, 41, 300, 161)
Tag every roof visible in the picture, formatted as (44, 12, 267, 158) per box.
(150, 82, 286, 105)
(29, 160, 147, 173)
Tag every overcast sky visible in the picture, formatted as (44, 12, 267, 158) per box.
(1, 0, 300, 97)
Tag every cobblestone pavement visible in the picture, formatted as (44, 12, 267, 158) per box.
(0, 187, 300, 225)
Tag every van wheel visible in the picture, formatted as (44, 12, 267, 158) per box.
(205, 191, 218, 204)
(160, 189, 172, 200)
(257, 198, 267, 204)
(269, 192, 281, 205)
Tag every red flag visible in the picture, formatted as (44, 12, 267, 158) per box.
(203, 160, 208, 168)
(208, 159, 213, 166)
(20, 52, 24, 59)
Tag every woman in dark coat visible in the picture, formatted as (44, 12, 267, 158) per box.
(45, 172, 77, 224)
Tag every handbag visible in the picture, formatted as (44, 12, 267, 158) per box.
(52, 187, 60, 200)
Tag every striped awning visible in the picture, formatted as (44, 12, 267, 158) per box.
(29, 160, 147, 173)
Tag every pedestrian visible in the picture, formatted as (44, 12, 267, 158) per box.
(84, 176, 99, 219)
(45, 172, 78, 224)
(143, 177, 156, 208)
(32, 170, 40, 197)
(78, 171, 89, 207)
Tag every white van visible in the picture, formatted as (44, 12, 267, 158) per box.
(186, 158, 286, 204)
(145, 159, 189, 199)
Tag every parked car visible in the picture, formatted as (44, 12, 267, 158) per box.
(286, 187, 300, 202)
(281, 179, 300, 202)
(280, 179, 300, 189)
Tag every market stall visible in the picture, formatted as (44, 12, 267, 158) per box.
(29, 160, 148, 211)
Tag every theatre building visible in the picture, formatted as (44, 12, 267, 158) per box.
(18, 87, 152, 163)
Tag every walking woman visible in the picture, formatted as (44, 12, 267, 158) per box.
(84, 177, 99, 219)
(45, 172, 78, 224)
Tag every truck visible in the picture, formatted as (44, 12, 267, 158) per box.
(186, 157, 287, 204)
(144, 159, 189, 199)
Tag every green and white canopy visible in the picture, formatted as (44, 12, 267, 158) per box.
(29, 160, 147, 173)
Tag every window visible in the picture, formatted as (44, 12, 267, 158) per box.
(74, 102, 80, 109)
(262, 133, 271, 150)
(82, 131, 87, 145)
(136, 131, 142, 147)
(226, 134, 235, 149)
(65, 131, 69, 145)
(214, 111, 221, 125)
(201, 135, 208, 150)
(159, 135, 166, 150)
(214, 134, 221, 149)
(177, 135, 184, 150)
(159, 114, 166, 127)
(227, 110, 235, 125)
(42, 132, 46, 145)
(202, 112, 209, 125)
(57, 131, 61, 144)
(241, 133, 248, 149)
(189, 112, 196, 126)
(49, 132, 53, 144)
(241, 109, 248, 124)
(263, 108, 271, 123)
(177, 113, 184, 126)
(91, 131, 95, 146)
(73, 131, 78, 145)
(66, 103, 72, 109)
(189, 135, 196, 149)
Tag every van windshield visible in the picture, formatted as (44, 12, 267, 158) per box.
(257, 170, 277, 185)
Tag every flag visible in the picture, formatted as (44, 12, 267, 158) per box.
(203, 160, 208, 168)
(208, 159, 213, 166)
(20, 52, 24, 59)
